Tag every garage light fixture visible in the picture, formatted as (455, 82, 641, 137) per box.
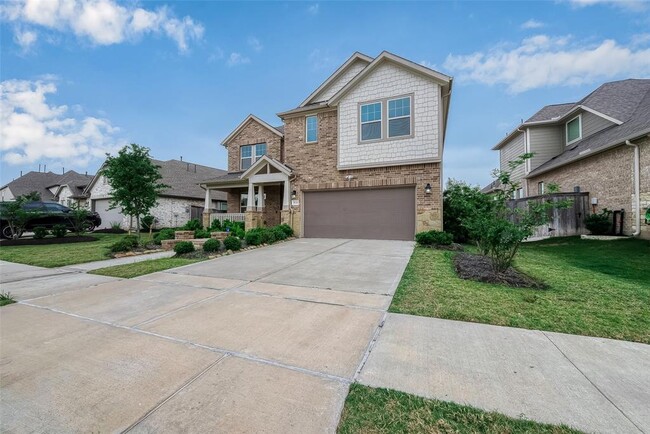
(291, 190, 297, 199)
(424, 183, 432, 194)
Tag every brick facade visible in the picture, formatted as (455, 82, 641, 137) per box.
(225, 119, 283, 172)
(526, 136, 649, 238)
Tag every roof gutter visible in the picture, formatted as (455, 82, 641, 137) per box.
(625, 138, 642, 237)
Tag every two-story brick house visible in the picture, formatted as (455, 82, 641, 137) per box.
(485, 79, 650, 238)
(202, 51, 453, 240)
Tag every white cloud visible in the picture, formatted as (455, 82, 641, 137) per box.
(13, 27, 38, 51)
(520, 19, 545, 29)
(247, 36, 262, 52)
(0, 78, 122, 166)
(226, 52, 250, 67)
(444, 35, 650, 93)
(565, 0, 648, 10)
(0, 0, 204, 52)
(307, 3, 320, 15)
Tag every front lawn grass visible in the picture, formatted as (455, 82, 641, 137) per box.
(390, 237, 650, 343)
(338, 383, 581, 434)
(89, 257, 205, 278)
(0, 233, 153, 268)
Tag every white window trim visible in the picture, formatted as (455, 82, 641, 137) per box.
(305, 115, 318, 144)
(359, 100, 383, 142)
(566, 114, 582, 146)
(387, 96, 412, 138)
(538, 181, 545, 195)
(240, 143, 266, 170)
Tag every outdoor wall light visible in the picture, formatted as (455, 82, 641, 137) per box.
(291, 190, 297, 199)
(424, 183, 432, 194)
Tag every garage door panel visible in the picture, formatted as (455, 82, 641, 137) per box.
(93, 199, 125, 229)
(304, 187, 415, 241)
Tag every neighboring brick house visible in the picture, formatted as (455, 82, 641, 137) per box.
(0, 170, 93, 206)
(202, 51, 453, 240)
(84, 159, 228, 229)
(485, 79, 650, 238)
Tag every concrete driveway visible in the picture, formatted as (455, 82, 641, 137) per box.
(0, 239, 412, 433)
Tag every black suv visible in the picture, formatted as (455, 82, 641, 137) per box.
(0, 201, 102, 239)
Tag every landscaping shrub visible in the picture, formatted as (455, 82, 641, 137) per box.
(194, 229, 212, 239)
(223, 219, 245, 234)
(153, 228, 176, 245)
(244, 228, 264, 246)
(33, 226, 48, 239)
(443, 180, 494, 243)
(202, 238, 221, 253)
(141, 215, 155, 231)
(277, 223, 294, 238)
(51, 224, 67, 238)
(271, 226, 287, 241)
(183, 219, 203, 231)
(110, 222, 123, 231)
(223, 235, 241, 251)
(585, 210, 612, 235)
(110, 235, 139, 253)
(174, 241, 195, 255)
(415, 230, 454, 246)
(210, 219, 222, 231)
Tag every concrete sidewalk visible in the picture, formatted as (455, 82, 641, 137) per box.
(62, 250, 175, 271)
(358, 313, 650, 434)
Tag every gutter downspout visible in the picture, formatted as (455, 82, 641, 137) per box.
(625, 139, 641, 236)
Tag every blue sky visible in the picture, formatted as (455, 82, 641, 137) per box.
(1, 0, 649, 188)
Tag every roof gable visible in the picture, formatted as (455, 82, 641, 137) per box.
(299, 52, 373, 107)
(241, 155, 292, 179)
(221, 114, 283, 147)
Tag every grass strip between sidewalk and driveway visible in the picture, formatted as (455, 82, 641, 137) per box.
(338, 383, 581, 434)
(390, 237, 650, 344)
(89, 257, 206, 278)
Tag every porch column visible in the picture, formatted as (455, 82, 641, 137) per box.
(246, 180, 255, 211)
(258, 185, 265, 211)
(283, 179, 290, 210)
(204, 187, 211, 210)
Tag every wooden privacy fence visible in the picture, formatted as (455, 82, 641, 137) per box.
(507, 192, 590, 239)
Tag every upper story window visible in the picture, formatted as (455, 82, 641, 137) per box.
(306, 115, 318, 143)
(360, 102, 382, 141)
(388, 96, 411, 138)
(240, 143, 267, 170)
(566, 115, 582, 145)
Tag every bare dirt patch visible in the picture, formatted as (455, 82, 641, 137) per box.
(453, 252, 546, 289)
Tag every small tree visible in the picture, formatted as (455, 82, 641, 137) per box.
(101, 144, 168, 238)
(66, 203, 91, 236)
(464, 154, 570, 274)
(22, 191, 41, 201)
(2, 196, 31, 239)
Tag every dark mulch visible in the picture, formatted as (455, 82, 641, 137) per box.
(453, 252, 547, 289)
(176, 251, 212, 259)
(0, 236, 98, 246)
(93, 228, 128, 234)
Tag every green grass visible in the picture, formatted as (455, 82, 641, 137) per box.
(89, 257, 206, 278)
(0, 292, 16, 307)
(390, 237, 650, 344)
(0, 233, 154, 268)
(338, 384, 581, 434)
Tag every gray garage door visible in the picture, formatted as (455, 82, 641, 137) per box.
(92, 199, 125, 229)
(303, 187, 416, 241)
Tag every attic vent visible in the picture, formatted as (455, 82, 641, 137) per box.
(578, 148, 592, 156)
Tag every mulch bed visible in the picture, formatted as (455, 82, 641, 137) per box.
(93, 228, 128, 234)
(0, 236, 99, 246)
(453, 252, 547, 289)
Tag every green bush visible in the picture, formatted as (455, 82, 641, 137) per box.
(183, 219, 202, 231)
(443, 180, 494, 243)
(33, 226, 48, 239)
(223, 219, 245, 233)
(194, 229, 212, 239)
(244, 228, 264, 246)
(202, 238, 221, 253)
(174, 241, 195, 255)
(51, 224, 67, 238)
(223, 235, 241, 251)
(141, 215, 155, 231)
(415, 230, 454, 246)
(277, 223, 293, 238)
(585, 210, 612, 235)
(210, 219, 222, 231)
(110, 235, 139, 253)
(153, 228, 176, 245)
(271, 226, 287, 241)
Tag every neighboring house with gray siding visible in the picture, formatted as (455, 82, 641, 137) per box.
(485, 79, 650, 238)
(84, 159, 228, 229)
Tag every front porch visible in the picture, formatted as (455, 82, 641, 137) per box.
(201, 156, 298, 233)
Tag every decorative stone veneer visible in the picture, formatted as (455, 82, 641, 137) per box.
(283, 110, 442, 236)
(526, 137, 649, 238)
(337, 62, 441, 168)
(225, 119, 283, 172)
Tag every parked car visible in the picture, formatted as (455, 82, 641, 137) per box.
(0, 201, 102, 239)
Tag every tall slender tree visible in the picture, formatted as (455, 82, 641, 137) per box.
(101, 144, 168, 238)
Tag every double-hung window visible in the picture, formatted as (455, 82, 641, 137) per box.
(306, 115, 318, 143)
(388, 96, 411, 137)
(240, 143, 267, 170)
(566, 115, 581, 145)
(360, 102, 382, 141)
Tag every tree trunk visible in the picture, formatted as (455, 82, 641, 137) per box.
(136, 214, 141, 239)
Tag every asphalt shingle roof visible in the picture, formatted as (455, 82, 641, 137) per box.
(2, 170, 92, 201)
(152, 159, 228, 201)
(526, 103, 575, 123)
